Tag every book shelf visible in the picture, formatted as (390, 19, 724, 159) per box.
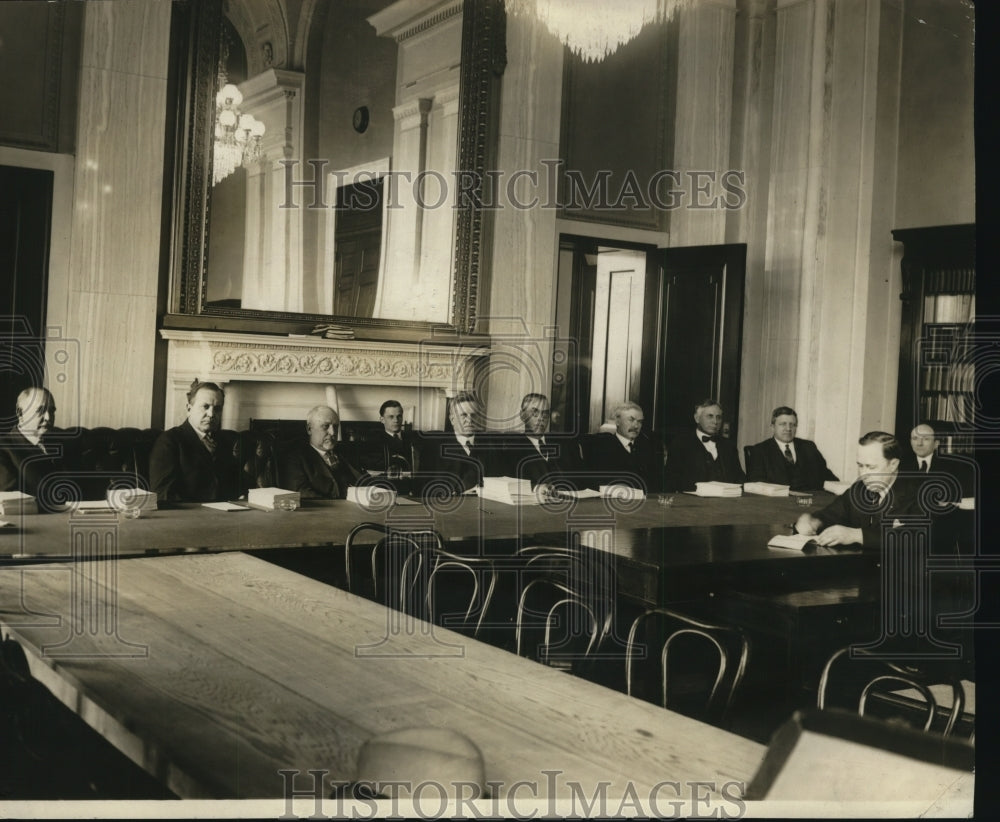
(893, 225, 975, 455)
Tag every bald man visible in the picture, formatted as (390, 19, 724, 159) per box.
(279, 405, 361, 499)
(0, 387, 68, 508)
(899, 422, 975, 498)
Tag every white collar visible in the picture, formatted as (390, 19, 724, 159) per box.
(616, 432, 635, 450)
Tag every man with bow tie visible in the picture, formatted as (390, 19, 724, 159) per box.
(745, 406, 838, 491)
(584, 401, 664, 492)
(0, 386, 70, 509)
(662, 398, 745, 492)
(280, 405, 361, 499)
(149, 381, 244, 502)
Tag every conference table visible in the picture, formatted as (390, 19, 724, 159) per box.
(0, 551, 766, 803)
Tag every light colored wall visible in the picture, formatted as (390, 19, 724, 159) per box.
(61, 0, 172, 428)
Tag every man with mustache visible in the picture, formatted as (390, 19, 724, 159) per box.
(0, 386, 69, 509)
(280, 405, 361, 499)
(149, 381, 244, 502)
(584, 401, 664, 493)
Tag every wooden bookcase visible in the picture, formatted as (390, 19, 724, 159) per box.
(893, 224, 975, 454)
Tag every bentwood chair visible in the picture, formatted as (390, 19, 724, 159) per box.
(817, 646, 973, 738)
(625, 607, 750, 727)
(401, 549, 499, 638)
(343, 522, 445, 607)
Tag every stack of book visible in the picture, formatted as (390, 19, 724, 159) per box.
(247, 487, 301, 511)
(692, 481, 743, 498)
(0, 491, 38, 516)
(479, 477, 538, 505)
(107, 488, 159, 512)
(743, 482, 790, 497)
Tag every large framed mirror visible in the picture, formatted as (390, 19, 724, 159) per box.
(166, 0, 505, 337)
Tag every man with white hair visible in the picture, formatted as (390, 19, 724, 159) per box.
(663, 398, 745, 492)
(280, 405, 361, 499)
(583, 400, 664, 492)
(0, 386, 67, 506)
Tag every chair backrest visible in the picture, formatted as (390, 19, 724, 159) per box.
(238, 429, 277, 489)
(817, 646, 969, 737)
(626, 607, 750, 726)
(515, 577, 611, 672)
(413, 551, 499, 638)
(344, 523, 445, 608)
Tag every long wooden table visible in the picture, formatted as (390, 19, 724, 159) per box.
(0, 493, 828, 560)
(0, 552, 766, 801)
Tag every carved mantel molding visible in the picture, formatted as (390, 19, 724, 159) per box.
(159, 329, 489, 427)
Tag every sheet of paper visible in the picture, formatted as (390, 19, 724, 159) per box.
(201, 502, 251, 512)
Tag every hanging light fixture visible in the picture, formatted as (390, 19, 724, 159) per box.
(504, 0, 690, 63)
(212, 37, 266, 190)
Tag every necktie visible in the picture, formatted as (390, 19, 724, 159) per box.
(322, 450, 335, 467)
(462, 438, 471, 456)
(395, 433, 402, 441)
(784, 444, 795, 464)
(203, 432, 217, 454)
(919, 459, 928, 472)
(627, 441, 634, 453)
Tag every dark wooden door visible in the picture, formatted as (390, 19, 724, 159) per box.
(333, 179, 383, 318)
(0, 165, 53, 429)
(639, 244, 746, 446)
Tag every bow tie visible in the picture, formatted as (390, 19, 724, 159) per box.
(701, 435, 717, 443)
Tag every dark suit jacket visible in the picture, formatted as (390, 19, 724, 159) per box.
(149, 421, 244, 503)
(353, 430, 415, 474)
(899, 453, 976, 497)
(500, 433, 583, 487)
(0, 428, 70, 511)
(279, 442, 361, 499)
(812, 476, 922, 551)
(582, 432, 664, 493)
(663, 430, 745, 492)
(746, 437, 838, 491)
(416, 432, 504, 493)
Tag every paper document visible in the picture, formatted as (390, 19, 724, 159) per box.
(692, 481, 743, 498)
(480, 477, 538, 505)
(202, 502, 251, 511)
(824, 480, 851, 495)
(599, 485, 645, 501)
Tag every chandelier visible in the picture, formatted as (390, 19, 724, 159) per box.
(504, 0, 690, 63)
(213, 80, 265, 185)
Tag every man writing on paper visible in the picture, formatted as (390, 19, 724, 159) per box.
(795, 431, 919, 549)
(280, 405, 361, 499)
(0, 387, 70, 510)
(662, 399, 744, 492)
(584, 401, 663, 493)
(745, 406, 838, 491)
(150, 381, 244, 503)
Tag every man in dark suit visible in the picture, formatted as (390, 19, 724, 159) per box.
(356, 399, 414, 475)
(417, 391, 502, 493)
(149, 381, 244, 503)
(662, 399, 745, 492)
(502, 393, 581, 488)
(745, 406, 838, 491)
(583, 401, 664, 492)
(0, 387, 70, 510)
(900, 422, 976, 498)
(795, 431, 920, 550)
(279, 405, 361, 499)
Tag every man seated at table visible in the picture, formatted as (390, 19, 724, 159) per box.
(356, 399, 414, 475)
(502, 393, 582, 488)
(279, 405, 361, 499)
(663, 399, 745, 492)
(0, 387, 69, 510)
(745, 406, 838, 491)
(418, 391, 503, 493)
(583, 401, 664, 492)
(795, 431, 920, 550)
(149, 381, 245, 503)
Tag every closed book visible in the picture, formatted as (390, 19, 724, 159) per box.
(0, 491, 38, 515)
(693, 481, 743, 498)
(248, 487, 301, 511)
(744, 482, 789, 497)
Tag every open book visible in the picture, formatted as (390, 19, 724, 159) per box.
(767, 533, 817, 551)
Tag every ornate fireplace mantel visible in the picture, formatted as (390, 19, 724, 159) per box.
(159, 329, 489, 429)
